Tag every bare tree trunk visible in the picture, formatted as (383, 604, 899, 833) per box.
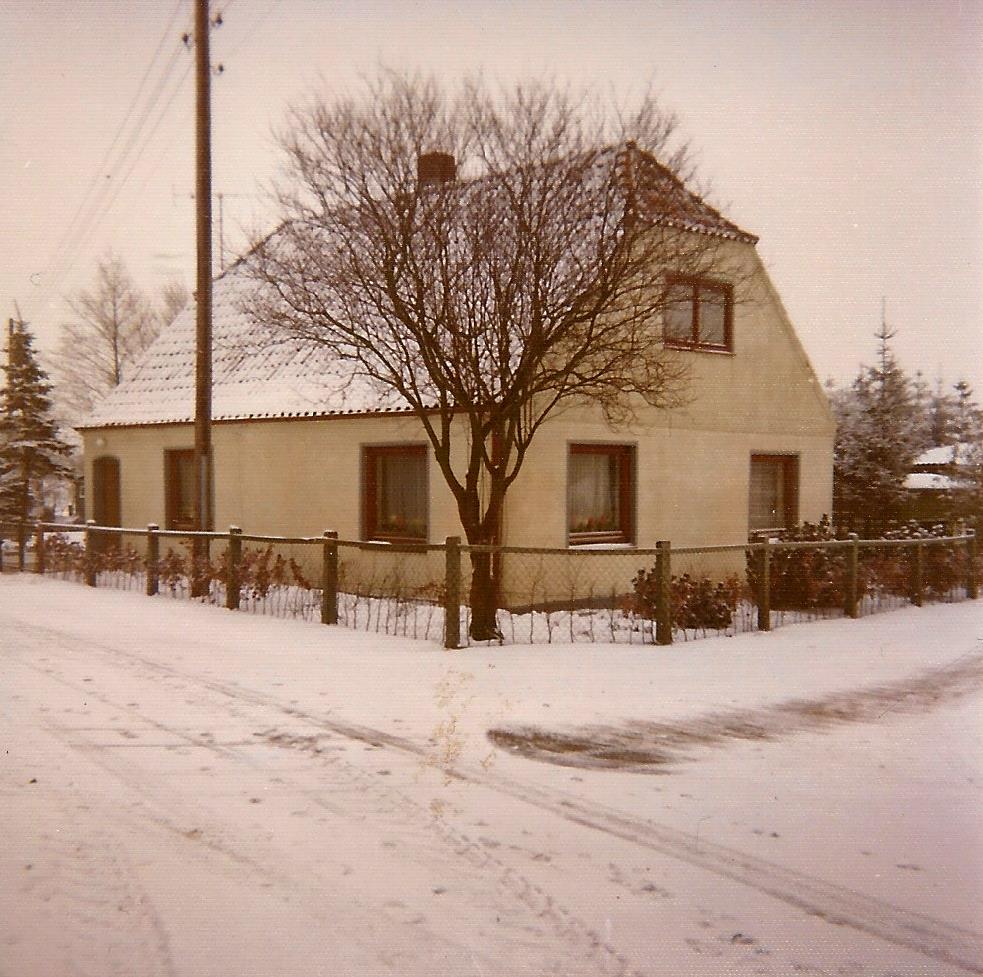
(463, 492, 503, 642)
(468, 548, 501, 641)
(17, 459, 31, 571)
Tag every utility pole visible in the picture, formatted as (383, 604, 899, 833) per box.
(194, 0, 213, 537)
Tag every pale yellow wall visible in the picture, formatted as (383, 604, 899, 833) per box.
(662, 241, 834, 438)
(81, 240, 833, 550)
(81, 414, 466, 542)
(500, 243, 834, 547)
(501, 419, 832, 549)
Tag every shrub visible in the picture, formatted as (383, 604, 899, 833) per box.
(631, 566, 742, 631)
(671, 573, 743, 630)
(746, 515, 850, 611)
(864, 522, 962, 599)
(43, 532, 85, 574)
(237, 545, 314, 598)
(745, 517, 967, 610)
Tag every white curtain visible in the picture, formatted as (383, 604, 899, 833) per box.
(378, 453, 427, 536)
(569, 452, 617, 533)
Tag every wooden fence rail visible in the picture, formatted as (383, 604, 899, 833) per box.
(1, 520, 977, 649)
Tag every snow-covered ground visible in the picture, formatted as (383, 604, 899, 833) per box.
(2, 574, 981, 976)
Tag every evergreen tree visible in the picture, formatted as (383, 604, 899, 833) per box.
(926, 376, 953, 447)
(832, 317, 922, 532)
(951, 380, 982, 443)
(0, 319, 73, 537)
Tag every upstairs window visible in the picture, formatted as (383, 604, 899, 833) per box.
(363, 445, 428, 542)
(568, 444, 634, 545)
(749, 454, 798, 531)
(165, 449, 196, 532)
(664, 276, 732, 351)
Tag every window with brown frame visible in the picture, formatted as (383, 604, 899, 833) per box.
(568, 444, 634, 545)
(164, 449, 196, 532)
(363, 445, 429, 542)
(749, 454, 799, 531)
(664, 276, 733, 351)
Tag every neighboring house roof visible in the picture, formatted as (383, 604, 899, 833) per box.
(903, 472, 963, 492)
(81, 143, 757, 430)
(912, 443, 972, 468)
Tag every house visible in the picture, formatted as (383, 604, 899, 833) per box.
(904, 443, 980, 528)
(78, 148, 835, 577)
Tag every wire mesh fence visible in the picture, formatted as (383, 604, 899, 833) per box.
(464, 531, 978, 646)
(3, 520, 978, 649)
(334, 540, 450, 641)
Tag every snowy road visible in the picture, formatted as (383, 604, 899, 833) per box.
(2, 576, 981, 976)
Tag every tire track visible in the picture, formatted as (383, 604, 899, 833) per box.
(1, 712, 176, 977)
(30, 816, 177, 977)
(7, 627, 643, 977)
(7, 617, 982, 975)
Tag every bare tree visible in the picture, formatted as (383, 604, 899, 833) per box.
(245, 73, 743, 639)
(157, 279, 191, 332)
(54, 255, 186, 421)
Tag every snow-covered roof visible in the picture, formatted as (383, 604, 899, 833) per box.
(903, 472, 963, 491)
(912, 443, 971, 468)
(80, 272, 406, 429)
(81, 144, 756, 430)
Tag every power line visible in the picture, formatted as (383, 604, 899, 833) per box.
(222, 0, 281, 63)
(41, 42, 187, 282)
(51, 0, 187, 268)
(28, 3, 195, 320)
(53, 43, 185, 258)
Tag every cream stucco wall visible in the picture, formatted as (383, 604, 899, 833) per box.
(82, 413, 466, 541)
(500, 243, 834, 548)
(81, 242, 833, 551)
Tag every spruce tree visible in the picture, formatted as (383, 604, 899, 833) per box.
(0, 319, 73, 549)
(832, 318, 922, 532)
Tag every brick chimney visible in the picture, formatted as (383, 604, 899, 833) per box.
(417, 151, 456, 188)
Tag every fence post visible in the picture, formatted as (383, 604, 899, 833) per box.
(844, 533, 859, 619)
(444, 536, 461, 650)
(757, 537, 771, 631)
(911, 541, 924, 607)
(226, 526, 242, 610)
(655, 539, 672, 645)
(968, 531, 978, 601)
(84, 519, 97, 587)
(321, 530, 338, 625)
(34, 522, 45, 575)
(146, 524, 159, 596)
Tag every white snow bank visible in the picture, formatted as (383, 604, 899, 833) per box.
(2, 574, 979, 742)
(2, 575, 981, 974)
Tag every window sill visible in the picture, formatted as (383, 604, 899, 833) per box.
(664, 342, 734, 355)
(568, 540, 635, 550)
(364, 536, 429, 549)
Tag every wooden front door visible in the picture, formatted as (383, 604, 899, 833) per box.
(91, 456, 121, 552)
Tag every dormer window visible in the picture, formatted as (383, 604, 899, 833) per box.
(664, 276, 733, 351)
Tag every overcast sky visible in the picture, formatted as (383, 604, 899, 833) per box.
(2, 0, 981, 394)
